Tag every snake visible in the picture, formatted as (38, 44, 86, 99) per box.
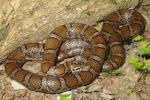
(3, 1, 146, 94)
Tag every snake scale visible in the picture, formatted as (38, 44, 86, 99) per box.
(3, 1, 146, 94)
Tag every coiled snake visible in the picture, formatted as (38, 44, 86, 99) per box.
(4, 1, 146, 94)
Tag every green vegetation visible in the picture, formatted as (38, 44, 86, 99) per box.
(127, 88, 134, 95)
(110, 0, 117, 5)
(129, 35, 150, 72)
(102, 69, 124, 77)
(58, 91, 72, 100)
(138, 41, 150, 55)
(132, 35, 143, 42)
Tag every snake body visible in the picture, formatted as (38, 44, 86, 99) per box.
(5, 23, 107, 93)
(102, 7, 146, 70)
(4, 3, 146, 94)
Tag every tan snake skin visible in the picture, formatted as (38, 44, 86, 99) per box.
(4, 1, 146, 94)
(4, 23, 107, 93)
(101, 6, 146, 70)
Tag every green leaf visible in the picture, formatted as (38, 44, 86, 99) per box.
(138, 41, 150, 55)
(129, 57, 143, 69)
(127, 88, 134, 95)
(139, 41, 149, 48)
(60, 97, 71, 100)
(132, 35, 143, 42)
(143, 59, 150, 69)
(58, 91, 72, 100)
(138, 48, 150, 55)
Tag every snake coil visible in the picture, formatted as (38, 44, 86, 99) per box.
(4, 1, 146, 94)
